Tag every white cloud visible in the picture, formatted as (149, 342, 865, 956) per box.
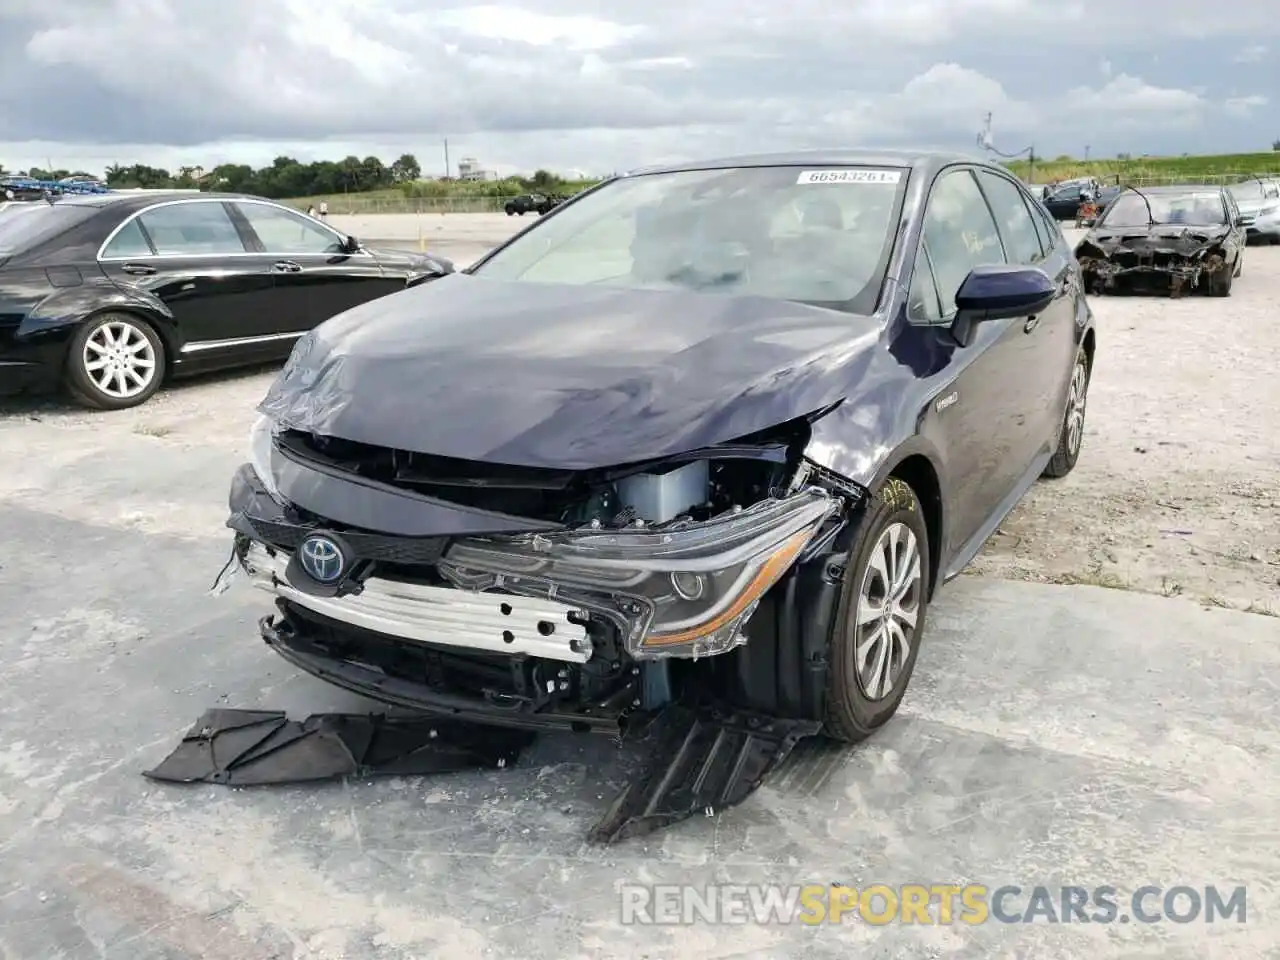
(433, 5, 643, 50)
(1, 0, 1278, 175)
(1223, 94, 1268, 118)
(1233, 44, 1267, 63)
(1061, 74, 1206, 121)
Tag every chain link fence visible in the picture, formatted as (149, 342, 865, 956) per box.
(1113, 173, 1280, 187)
(280, 196, 515, 215)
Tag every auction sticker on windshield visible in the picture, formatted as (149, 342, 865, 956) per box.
(797, 169, 902, 185)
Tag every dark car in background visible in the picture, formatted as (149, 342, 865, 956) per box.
(226, 149, 1096, 795)
(1041, 179, 1100, 220)
(0, 192, 454, 409)
(503, 193, 564, 216)
(1074, 185, 1245, 296)
(2, 176, 48, 202)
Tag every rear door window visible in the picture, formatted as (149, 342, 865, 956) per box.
(135, 202, 247, 256)
(977, 171, 1044, 264)
(100, 218, 154, 258)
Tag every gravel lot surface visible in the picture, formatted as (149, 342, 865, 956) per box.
(969, 230, 1280, 613)
(3, 216, 1275, 613)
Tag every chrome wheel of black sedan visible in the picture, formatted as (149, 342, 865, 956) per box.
(0, 190, 454, 409)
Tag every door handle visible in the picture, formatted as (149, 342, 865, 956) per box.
(271, 260, 302, 273)
(121, 263, 155, 275)
(1024, 315, 1041, 333)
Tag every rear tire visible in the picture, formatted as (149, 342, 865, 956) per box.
(63, 312, 166, 410)
(1043, 346, 1090, 478)
(822, 478, 931, 744)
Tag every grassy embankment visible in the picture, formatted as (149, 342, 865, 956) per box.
(285, 177, 602, 212)
(1007, 151, 1280, 184)
(283, 153, 1280, 208)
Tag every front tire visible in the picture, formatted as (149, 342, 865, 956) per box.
(1043, 346, 1090, 478)
(823, 478, 931, 744)
(64, 312, 166, 410)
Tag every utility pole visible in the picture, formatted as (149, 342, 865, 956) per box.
(1085, 144, 1091, 161)
(977, 112, 993, 149)
(443, 138, 450, 179)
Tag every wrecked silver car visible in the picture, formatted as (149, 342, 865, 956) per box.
(1074, 185, 1246, 297)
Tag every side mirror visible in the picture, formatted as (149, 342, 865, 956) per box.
(951, 264, 1057, 347)
(343, 235, 360, 254)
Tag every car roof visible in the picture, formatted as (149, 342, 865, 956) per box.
(46, 190, 264, 213)
(622, 148, 996, 179)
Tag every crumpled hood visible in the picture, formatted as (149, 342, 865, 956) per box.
(258, 274, 880, 470)
(1083, 224, 1229, 256)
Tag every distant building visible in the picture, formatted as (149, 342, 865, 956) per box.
(457, 157, 494, 181)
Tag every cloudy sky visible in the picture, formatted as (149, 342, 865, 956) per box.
(0, 0, 1276, 178)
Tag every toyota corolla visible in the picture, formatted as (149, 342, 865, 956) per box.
(219, 150, 1095, 775)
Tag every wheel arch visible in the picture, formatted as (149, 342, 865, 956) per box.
(880, 453, 944, 601)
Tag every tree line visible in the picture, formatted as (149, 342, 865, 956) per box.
(0, 153, 601, 199)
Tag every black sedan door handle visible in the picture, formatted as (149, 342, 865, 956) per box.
(122, 262, 156, 275)
(272, 260, 302, 273)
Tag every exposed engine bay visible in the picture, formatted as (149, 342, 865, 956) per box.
(223, 415, 857, 720)
(1075, 228, 1234, 297)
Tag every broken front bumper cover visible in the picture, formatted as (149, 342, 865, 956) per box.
(228, 455, 842, 663)
(259, 609, 628, 733)
(145, 699, 820, 844)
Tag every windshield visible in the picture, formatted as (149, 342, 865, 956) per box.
(0, 202, 97, 255)
(1099, 191, 1227, 228)
(470, 165, 907, 313)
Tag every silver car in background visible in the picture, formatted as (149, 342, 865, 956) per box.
(1227, 178, 1280, 244)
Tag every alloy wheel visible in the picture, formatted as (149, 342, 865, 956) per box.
(853, 521, 923, 701)
(82, 320, 157, 400)
(1065, 359, 1088, 457)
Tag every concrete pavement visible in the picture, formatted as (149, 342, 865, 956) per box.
(0, 396, 1276, 959)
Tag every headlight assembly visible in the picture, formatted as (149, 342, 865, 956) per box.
(439, 487, 841, 659)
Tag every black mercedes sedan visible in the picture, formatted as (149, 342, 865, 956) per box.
(221, 149, 1097, 776)
(0, 191, 453, 409)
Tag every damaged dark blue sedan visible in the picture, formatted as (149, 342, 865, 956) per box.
(216, 151, 1096, 834)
